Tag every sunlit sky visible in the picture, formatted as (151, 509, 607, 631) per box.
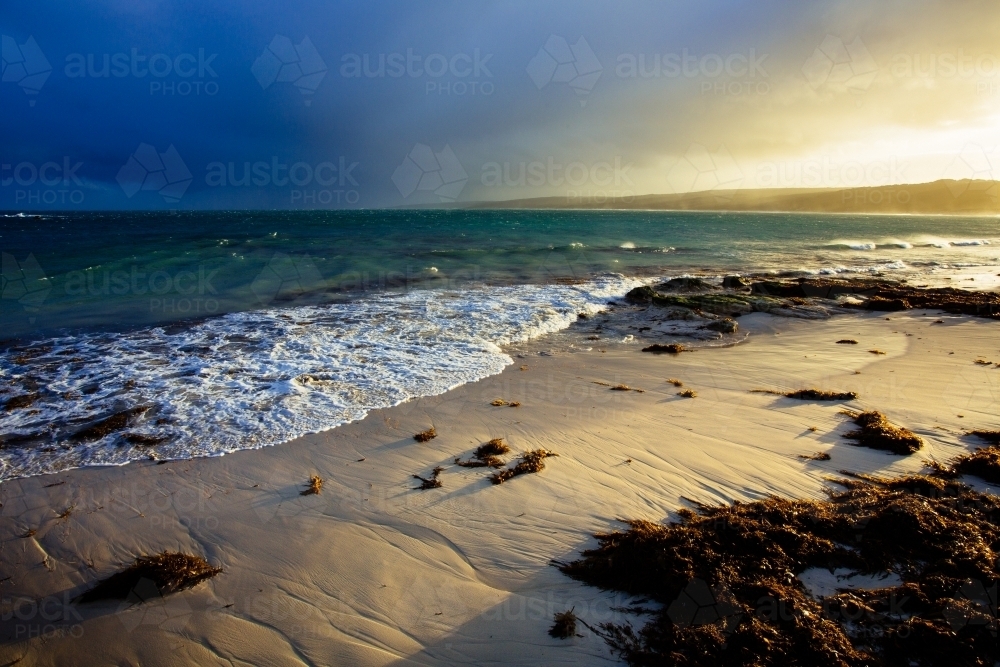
(2, 0, 999, 208)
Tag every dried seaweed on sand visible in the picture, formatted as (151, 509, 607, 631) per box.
(301, 475, 323, 495)
(490, 449, 558, 484)
(77, 552, 221, 603)
(413, 427, 437, 442)
(753, 388, 857, 401)
(841, 410, 922, 454)
(413, 466, 444, 489)
(455, 438, 510, 468)
(559, 474, 1000, 666)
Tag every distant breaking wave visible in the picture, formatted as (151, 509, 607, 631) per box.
(827, 237, 994, 251)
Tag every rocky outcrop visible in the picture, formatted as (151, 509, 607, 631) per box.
(654, 277, 717, 292)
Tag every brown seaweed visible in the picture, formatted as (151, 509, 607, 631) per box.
(77, 552, 221, 603)
(559, 474, 1000, 666)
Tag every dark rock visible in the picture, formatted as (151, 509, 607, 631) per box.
(654, 277, 717, 292)
(750, 281, 807, 298)
(651, 292, 757, 315)
(641, 343, 686, 354)
(722, 275, 750, 289)
(704, 318, 738, 334)
(72, 406, 150, 442)
(864, 297, 911, 312)
(746, 277, 1000, 319)
(624, 286, 656, 304)
(124, 433, 170, 447)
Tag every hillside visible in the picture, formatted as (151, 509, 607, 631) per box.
(462, 179, 999, 215)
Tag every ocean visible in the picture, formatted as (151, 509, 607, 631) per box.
(1, 209, 997, 480)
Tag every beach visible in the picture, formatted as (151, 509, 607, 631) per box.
(6, 2, 1000, 663)
(2, 300, 997, 666)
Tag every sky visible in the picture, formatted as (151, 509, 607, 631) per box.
(2, 0, 999, 209)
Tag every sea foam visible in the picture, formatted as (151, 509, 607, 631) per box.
(0, 275, 641, 481)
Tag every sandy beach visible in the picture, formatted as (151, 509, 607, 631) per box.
(2, 303, 997, 666)
(6, 2, 1000, 663)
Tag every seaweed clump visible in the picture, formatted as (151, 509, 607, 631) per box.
(490, 449, 558, 485)
(491, 398, 523, 407)
(609, 384, 645, 393)
(968, 430, 1000, 444)
(77, 552, 221, 603)
(930, 444, 1000, 485)
(301, 475, 323, 495)
(413, 466, 444, 489)
(753, 389, 858, 401)
(841, 410, 923, 454)
(4, 393, 39, 410)
(413, 427, 437, 442)
(549, 608, 579, 638)
(786, 389, 857, 401)
(559, 474, 1000, 666)
(455, 438, 510, 468)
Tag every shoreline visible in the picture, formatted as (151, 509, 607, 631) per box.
(2, 272, 999, 481)
(2, 303, 998, 665)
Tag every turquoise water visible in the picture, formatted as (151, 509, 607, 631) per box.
(0, 209, 997, 480)
(2, 209, 998, 337)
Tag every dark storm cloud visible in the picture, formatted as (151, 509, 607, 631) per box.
(2, 0, 997, 209)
